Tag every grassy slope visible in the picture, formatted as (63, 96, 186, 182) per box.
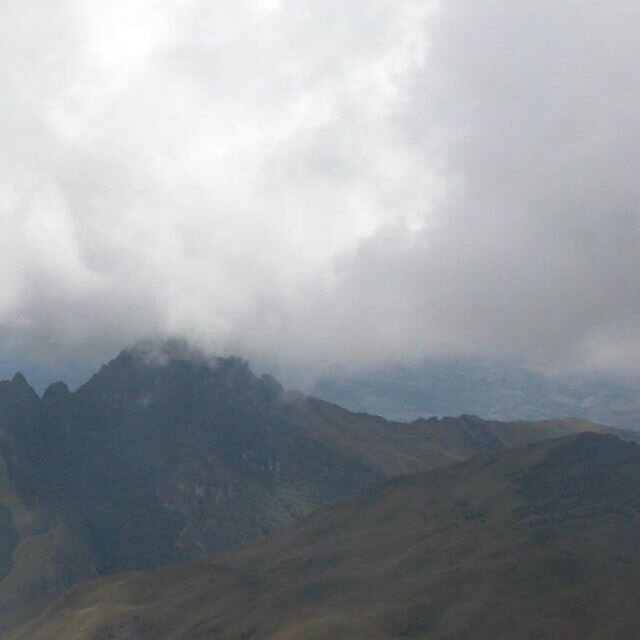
(0, 501, 94, 634)
(2, 356, 626, 637)
(11, 432, 640, 640)
(0, 410, 620, 638)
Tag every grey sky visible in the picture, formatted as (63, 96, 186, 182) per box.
(1, 0, 639, 382)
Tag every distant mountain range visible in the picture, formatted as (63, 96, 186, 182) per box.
(313, 359, 640, 429)
(1, 342, 638, 637)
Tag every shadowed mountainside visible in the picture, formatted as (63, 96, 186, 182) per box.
(10, 432, 640, 640)
(0, 376, 96, 634)
(0, 341, 636, 633)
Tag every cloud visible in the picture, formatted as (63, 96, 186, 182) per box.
(1, 0, 639, 382)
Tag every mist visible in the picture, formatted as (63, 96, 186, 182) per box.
(2, 0, 640, 385)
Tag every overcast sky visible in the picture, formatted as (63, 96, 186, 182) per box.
(1, 0, 640, 384)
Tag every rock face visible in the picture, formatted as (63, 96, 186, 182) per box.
(45, 345, 379, 572)
(0, 341, 630, 634)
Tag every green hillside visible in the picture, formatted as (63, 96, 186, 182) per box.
(11, 433, 640, 640)
(0, 343, 636, 636)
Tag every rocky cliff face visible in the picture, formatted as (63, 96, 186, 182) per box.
(1, 343, 383, 576)
(48, 345, 380, 572)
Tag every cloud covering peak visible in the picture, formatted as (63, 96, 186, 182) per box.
(2, 0, 640, 380)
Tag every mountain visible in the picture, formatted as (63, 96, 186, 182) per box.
(0, 341, 634, 633)
(11, 432, 640, 640)
(0, 375, 96, 634)
(313, 358, 640, 429)
(41, 344, 381, 574)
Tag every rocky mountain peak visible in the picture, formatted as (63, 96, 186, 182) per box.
(41, 381, 71, 405)
(11, 372, 28, 386)
(1, 372, 38, 400)
(79, 340, 259, 400)
(0, 372, 41, 430)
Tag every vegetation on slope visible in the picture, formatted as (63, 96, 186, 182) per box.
(0, 342, 637, 635)
(10, 433, 640, 640)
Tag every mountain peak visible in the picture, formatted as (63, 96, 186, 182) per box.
(42, 381, 71, 404)
(122, 338, 220, 367)
(12, 372, 28, 386)
(99, 340, 250, 381)
(2, 371, 39, 402)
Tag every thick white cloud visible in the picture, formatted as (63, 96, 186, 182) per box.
(1, 0, 640, 382)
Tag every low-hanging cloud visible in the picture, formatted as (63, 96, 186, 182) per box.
(1, 0, 639, 383)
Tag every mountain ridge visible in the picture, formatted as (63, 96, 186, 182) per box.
(0, 341, 637, 634)
(10, 432, 640, 640)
